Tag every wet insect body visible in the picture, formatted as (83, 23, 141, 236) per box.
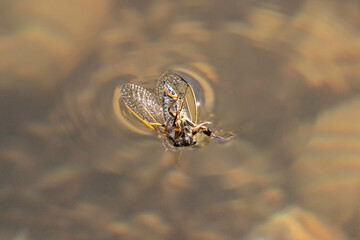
(120, 72, 229, 148)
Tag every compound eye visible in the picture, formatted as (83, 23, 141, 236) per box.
(174, 141, 181, 147)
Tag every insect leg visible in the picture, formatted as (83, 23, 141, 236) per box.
(193, 122, 231, 143)
(171, 99, 184, 126)
(185, 119, 195, 127)
(167, 99, 178, 118)
(163, 85, 182, 118)
(192, 122, 211, 136)
(164, 86, 178, 99)
(175, 99, 184, 116)
(164, 88, 184, 127)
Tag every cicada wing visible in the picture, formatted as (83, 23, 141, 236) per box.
(120, 83, 165, 133)
(156, 72, 198, 123)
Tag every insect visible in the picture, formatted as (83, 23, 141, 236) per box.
(120, 71, 230, 148)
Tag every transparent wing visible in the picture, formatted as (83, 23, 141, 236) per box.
(156, 72, 198, 123)
(120, 83, 165, 133)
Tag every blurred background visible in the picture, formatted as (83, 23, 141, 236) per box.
(1, 0, 360, 239)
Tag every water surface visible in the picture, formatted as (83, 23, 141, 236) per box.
(1, 0, 360, 239)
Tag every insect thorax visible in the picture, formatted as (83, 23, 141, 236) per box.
(165, 115, 196, 147)
(161, 82, 197, 147)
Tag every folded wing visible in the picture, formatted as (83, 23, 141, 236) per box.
(156, 72, 198, 123)
(120, 83, 165, 132)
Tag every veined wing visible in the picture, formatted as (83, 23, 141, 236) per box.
(156, 72, 198, 123)
(120, 83, 165, 133)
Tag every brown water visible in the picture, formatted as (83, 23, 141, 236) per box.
(1, 0, 360, 239)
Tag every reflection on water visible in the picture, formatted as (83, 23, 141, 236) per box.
(1, 0, 360, 239)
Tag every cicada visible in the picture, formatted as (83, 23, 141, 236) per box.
(120, 71, 230, 148)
